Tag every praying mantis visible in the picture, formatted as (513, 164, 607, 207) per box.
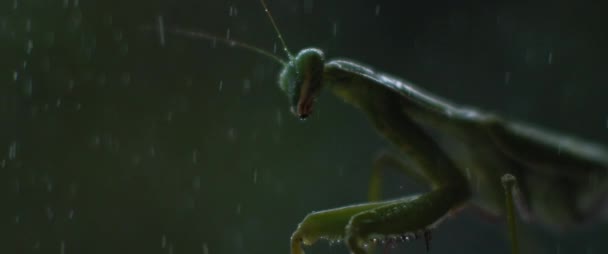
(146, 1, 608, 253)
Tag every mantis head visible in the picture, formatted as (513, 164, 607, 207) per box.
(279, 48, 325, 119)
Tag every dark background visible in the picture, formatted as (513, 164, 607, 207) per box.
(1, 0, 607, 253)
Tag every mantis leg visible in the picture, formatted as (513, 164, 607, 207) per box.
(345, 186, 465, 254)
(368, 151, 430, 202)
(502, 174, 520, 254)
(290, 197, 419, 254)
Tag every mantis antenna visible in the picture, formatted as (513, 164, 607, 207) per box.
(140, 16, 288, 66)
(259, 0, 294, 61)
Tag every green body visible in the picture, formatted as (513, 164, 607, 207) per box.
(282, 49, 608, 254)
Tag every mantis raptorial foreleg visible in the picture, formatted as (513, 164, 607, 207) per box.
(290, 198, 416, 254)
(368, 151, 430, 202)
(345, 187, 465, 254)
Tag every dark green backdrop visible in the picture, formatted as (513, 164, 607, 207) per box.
(1, 0, 607, 253)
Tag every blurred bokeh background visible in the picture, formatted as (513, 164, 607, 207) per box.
(1, 0, 607, 253)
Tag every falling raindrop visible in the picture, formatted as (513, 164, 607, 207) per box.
(229, 5, 238, 17)
(276, 109, 282, 126)
(68, 209, 74, 220)
(192, 176, 200, 190)
(131, 155, 141, 166)
(25, 39, 33, 54)
(46, 206, 54, 221)
(120, 43, 129, 55)
(12, 0, 18, 9)
(253, 169, 258, 184)
(548, 51, 553, 64)
(504, 72, 511, 84)
(166, 112, 173, 122)
(60, 240, 65, 254)
(202, 243, 209, 254)
(242, 79, 251, 93)
(13, 71, 18, 81)
(104, 15, 113, 25)
(375, 5, 381, 16)
(8, 141, 17, 160)
(161, 235, 167, 248)
(227, 128, 237, 141)
(114, 30, 123, 42)
(24, 77, 32, 96)
(192, 149, 198, 164)
(25, 18, 31, 32)
(332, 22, 338, 37)
(226, 28, 231, 40)
(68, 79, 75, 91)
(236, 203, 242, 215)
(157, 16, 165, 47)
